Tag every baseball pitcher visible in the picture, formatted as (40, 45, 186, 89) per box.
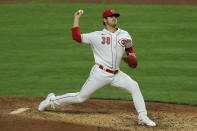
(38, 9, 156, 126)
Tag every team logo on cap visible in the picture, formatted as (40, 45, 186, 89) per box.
(110, 9, 115, 13)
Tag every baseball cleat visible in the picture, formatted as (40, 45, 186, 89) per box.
(138, 116, 156, 127)
(38, 93, 55, 111)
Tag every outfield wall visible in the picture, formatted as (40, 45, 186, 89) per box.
(0, 0, 197, 5)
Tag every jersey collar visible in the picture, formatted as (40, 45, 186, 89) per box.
(103, 28, 121, 35)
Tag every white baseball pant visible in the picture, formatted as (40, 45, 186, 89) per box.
(51, 64, 147, 116)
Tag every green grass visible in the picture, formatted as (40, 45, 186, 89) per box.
(0, 2, 197, 105)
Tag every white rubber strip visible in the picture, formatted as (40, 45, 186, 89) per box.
(10, 108, 30, 115)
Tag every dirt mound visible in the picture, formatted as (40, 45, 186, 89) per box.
(0, 97, 197, 131)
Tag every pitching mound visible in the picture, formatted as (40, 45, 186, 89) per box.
(0, 97, 197, 131)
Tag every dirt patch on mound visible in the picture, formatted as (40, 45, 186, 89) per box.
(0, 97, 197, 131)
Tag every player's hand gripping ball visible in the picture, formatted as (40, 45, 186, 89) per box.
(122, 55, 138, 68)
(78, 9, 84, 15)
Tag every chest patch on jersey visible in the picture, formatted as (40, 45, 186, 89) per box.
(118, 38, 127, 47)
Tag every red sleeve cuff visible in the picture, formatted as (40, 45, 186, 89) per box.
(72, 27, 82, 43)
(125, 47, 135, 56)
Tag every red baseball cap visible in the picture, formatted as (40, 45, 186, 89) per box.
(102, 9, 120, 18)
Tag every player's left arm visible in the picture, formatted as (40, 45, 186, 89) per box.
(123, 33, 136, 57)
(125, 46, 136, 57)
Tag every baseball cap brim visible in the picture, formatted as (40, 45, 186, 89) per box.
(107, 14, 120, 18)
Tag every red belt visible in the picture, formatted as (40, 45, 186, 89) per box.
(99, 65, 119, 74)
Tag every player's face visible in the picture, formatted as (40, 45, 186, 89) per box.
(104, 15, 118, 27)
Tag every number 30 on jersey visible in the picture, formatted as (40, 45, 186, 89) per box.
(101, 37, 110, 45)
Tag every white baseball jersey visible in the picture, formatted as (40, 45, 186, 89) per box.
(81, 28, 132, 70)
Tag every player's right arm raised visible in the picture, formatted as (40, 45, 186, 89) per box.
(73, 10, 83, 27)
(72, 10, 84, 43)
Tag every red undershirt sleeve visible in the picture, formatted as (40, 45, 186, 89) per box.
(125, 47, 135, 56)
(72, 27, 82, 43)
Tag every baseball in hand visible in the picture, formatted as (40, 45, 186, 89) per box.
(78, 9, 84, 15)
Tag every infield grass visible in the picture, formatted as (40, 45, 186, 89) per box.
(0, 2, 197, 105)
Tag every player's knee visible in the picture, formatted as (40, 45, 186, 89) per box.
(128, 81, 140, 93)
(133, 81, 139, 88)
(132, 81, 140, 92)
(76, 96, 87, 103)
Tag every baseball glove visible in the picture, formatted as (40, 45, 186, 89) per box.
(122, 55, 138, 68)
